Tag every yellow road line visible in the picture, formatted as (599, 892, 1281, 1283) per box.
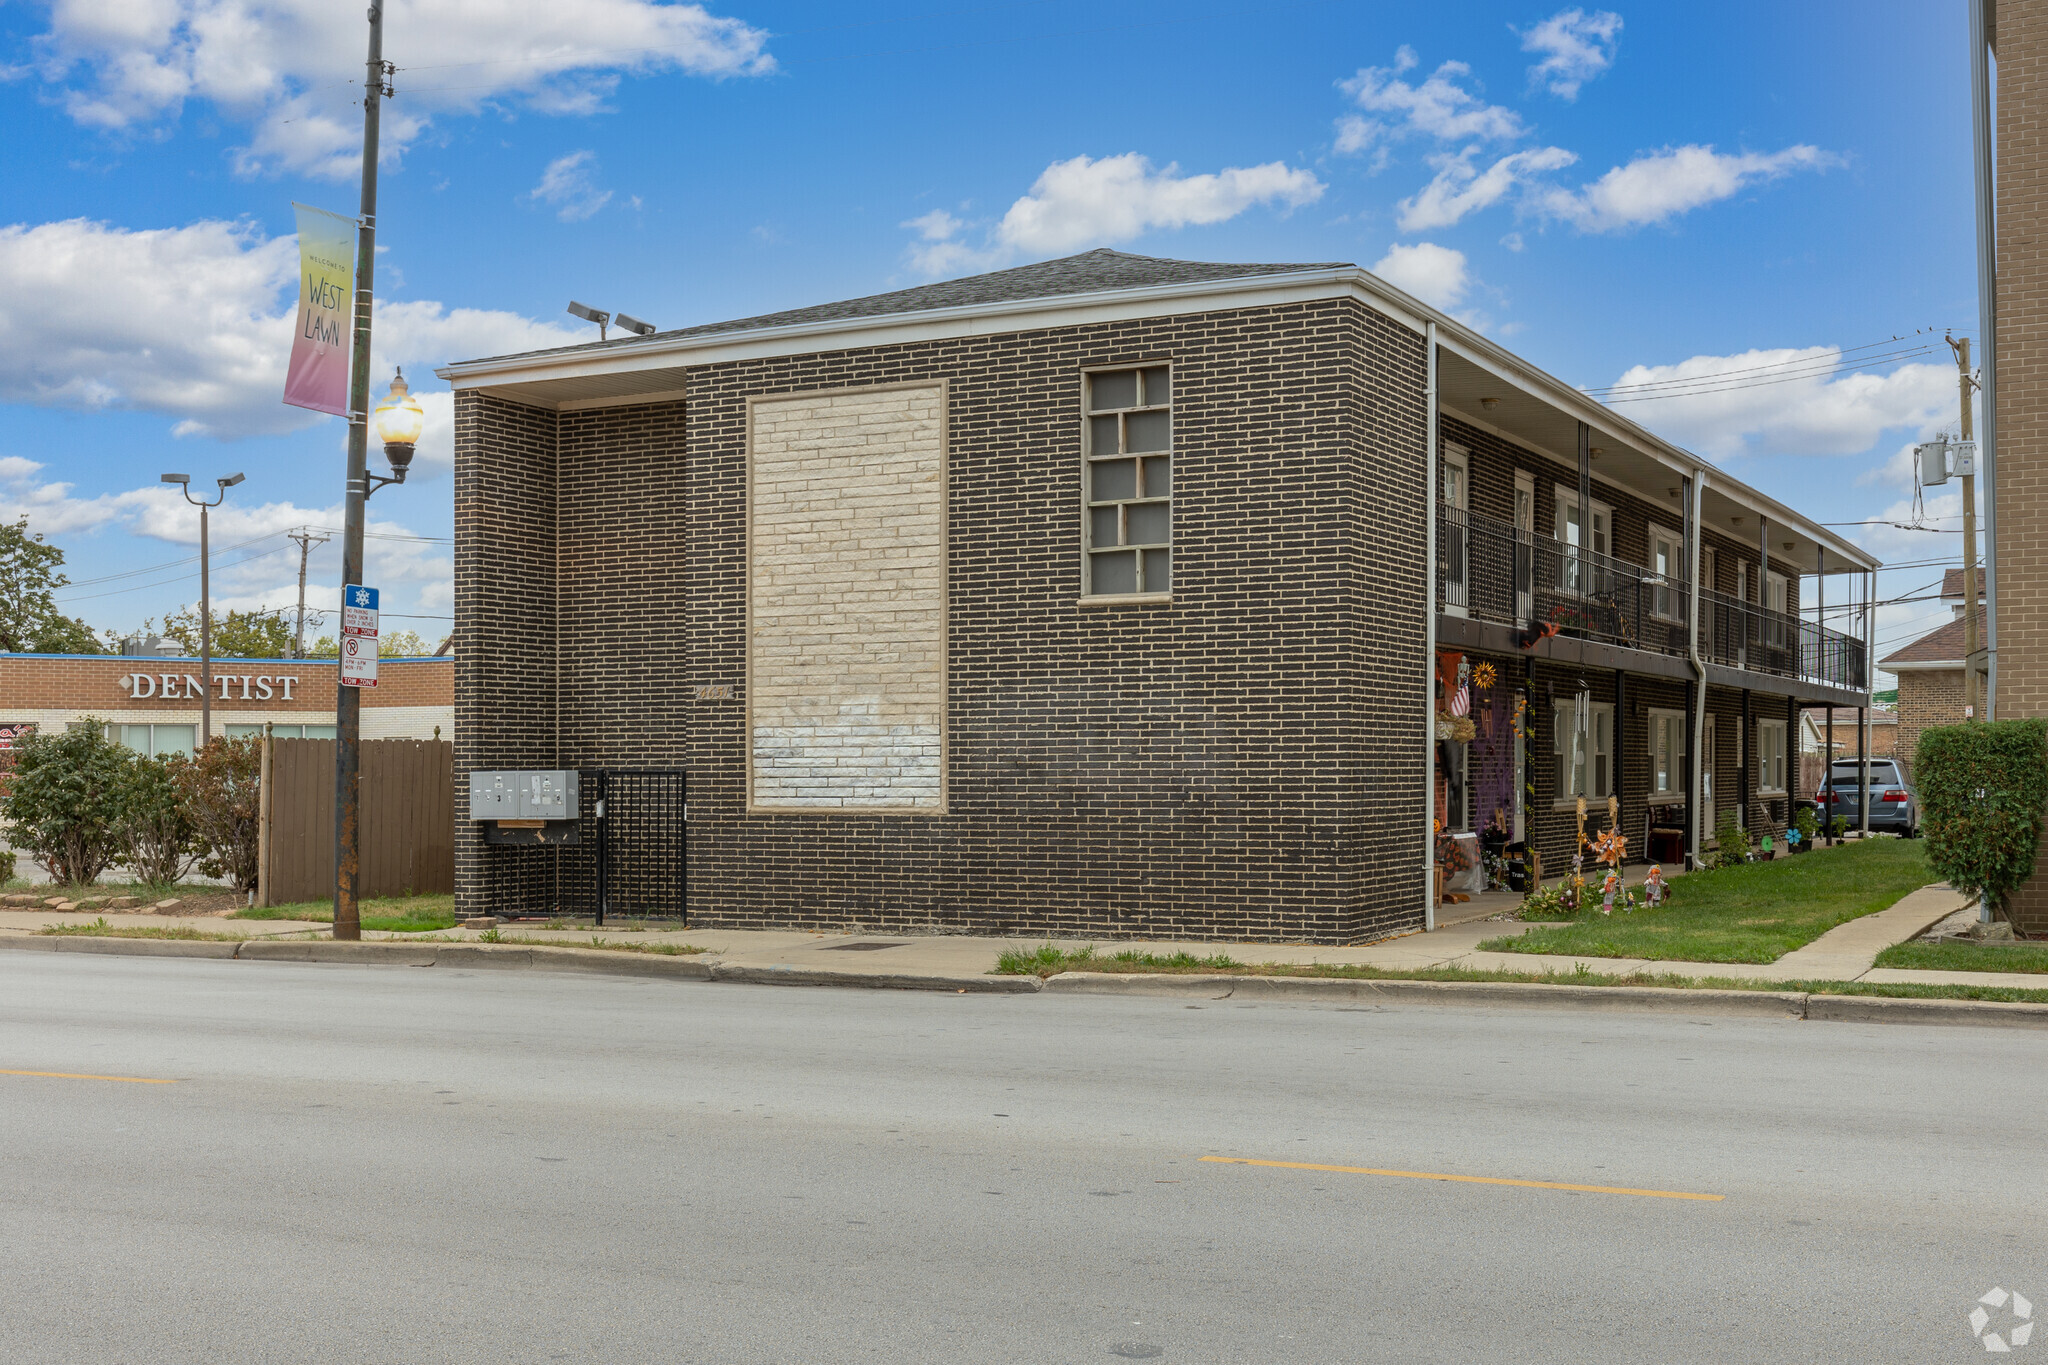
(0, 1069, 178, 1085)
(1199, 1155, 1723, 1202)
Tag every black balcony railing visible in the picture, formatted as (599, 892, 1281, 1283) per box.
(1438, 503, 1868, 692)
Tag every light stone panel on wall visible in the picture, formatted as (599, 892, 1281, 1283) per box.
(747, 382, 947, 811)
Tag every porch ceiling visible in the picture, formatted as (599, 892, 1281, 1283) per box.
(1436, 348, 1868, 578)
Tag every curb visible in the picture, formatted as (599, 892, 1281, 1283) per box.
(0, 936, 240, 960)
(1805, 993, 2048, 1029)
(1042, 973, 1808, 1018)
(710, 962, 1041, 993)
(7, 934, 2047, 1023)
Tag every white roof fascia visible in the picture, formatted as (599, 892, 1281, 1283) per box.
(434, 261, 1870, 570)
(1881, 658, 1964, 671)
(436, 265, 1391, 390)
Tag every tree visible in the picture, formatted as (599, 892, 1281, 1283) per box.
(307, 628, 428, 657)
(1918, 719, 2048, 922)
(0, 718, 128, 885)
(178, 736, 263, 892)
(113, 752, 201, 887)
(156, 606, 292, 659)
(0, 517, 105, 655)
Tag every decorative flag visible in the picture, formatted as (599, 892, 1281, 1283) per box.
(284, 204, 357, 416)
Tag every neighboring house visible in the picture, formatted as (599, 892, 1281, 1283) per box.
(1883, 619, 1968, 766)
(438, 248, 1875, 943)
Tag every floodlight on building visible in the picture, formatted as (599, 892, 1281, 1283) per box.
(567, 300, 611, 340)
(615, 313, 656, 337)
(370, 368, 425, 489)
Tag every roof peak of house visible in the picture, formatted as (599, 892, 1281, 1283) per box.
(481, 249, 1352, 366)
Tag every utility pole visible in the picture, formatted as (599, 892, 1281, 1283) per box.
(287, 528, 330, 658)
(335, 4, 391, 942)
(1949, 336, 1984, 719)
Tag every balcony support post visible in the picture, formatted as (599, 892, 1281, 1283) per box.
(1684, 470, 1710, 870)
(1423, 322, 1439, 932)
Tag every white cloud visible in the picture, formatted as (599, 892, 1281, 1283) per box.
(1396, 144, 1576, 231)
(1334, 46, 1524, 157)
(1599, 348, 1956, 459)
(1541, 144, 1833, 232)
(31, 0, 774, 178)
(1371, 242, 1471, 310)
(0, 457, 143, 536)
(529, 150, 613, 222)
(1517, 8, 1623, 100)
(0, 217, 583, 439)
(905, 152, 1324, 276)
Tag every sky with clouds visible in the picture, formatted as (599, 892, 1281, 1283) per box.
(0, 1, 1981, 677)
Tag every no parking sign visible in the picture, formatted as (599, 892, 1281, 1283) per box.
(340, 583, 378, 688)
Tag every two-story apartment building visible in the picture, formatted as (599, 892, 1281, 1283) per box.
(439, 248, 1875, 942)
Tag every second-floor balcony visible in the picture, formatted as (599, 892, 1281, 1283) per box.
(1437, 504, 1867, 693)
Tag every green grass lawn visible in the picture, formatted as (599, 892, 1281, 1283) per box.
(1873, 939, 2048, 974)
(234, 894, 457, 934)
(1478, 839, 1934, 964)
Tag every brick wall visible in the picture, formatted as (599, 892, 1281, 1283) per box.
(460, 297, 1431, 943)
(1994, 8, 2048, 934)
(1895, 668, 1964, 769)
(0, 655, 449, 715)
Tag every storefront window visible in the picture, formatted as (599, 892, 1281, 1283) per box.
(115, 723, 196, 757)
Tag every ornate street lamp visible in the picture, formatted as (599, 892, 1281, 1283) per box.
(369, 367, 425, 493)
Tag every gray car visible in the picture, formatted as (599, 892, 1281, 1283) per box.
(1818, 758, 1919, 836)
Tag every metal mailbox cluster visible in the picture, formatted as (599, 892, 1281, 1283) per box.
(469, 770, 581, 821)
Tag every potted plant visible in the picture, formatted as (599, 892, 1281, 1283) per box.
(1790, 805, 1818, 853)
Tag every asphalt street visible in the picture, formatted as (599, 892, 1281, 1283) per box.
(2, 954, 2044, 1364)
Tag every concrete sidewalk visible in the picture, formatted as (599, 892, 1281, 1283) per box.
(1, 881, 2036, 990)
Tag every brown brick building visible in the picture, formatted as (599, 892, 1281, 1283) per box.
(0, 652, 453, 752)
(439, 249, 1875, 942)
(1985, 5, 2048, 932)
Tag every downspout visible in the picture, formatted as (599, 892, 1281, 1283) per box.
(1971, 0, 1999, 717)
(1424, 321, 1439, 931)
(1685, 470, 1709, 868)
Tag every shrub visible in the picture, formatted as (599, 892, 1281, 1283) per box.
(1917, 719, 2048, 919)
(178, 736, 263, 892)
(1711, 816, 1752, 869)
(0, 849, 14, 884)
(0, 718, 127, 885)
(1793, 805, 1818, 845)
(113, 752, 200, 887)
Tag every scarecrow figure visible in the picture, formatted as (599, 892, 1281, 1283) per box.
(1643, 865, 1668, 907)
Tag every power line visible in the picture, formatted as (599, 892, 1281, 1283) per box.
(1583, 334, 1948, 395)
(1599, 349, 1941, 404)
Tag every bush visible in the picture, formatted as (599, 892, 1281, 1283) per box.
(0, 848, 14, 884)
(113, 752, 200, 887)
(178, 736, 263, 892)
(0, 718, 127, 885)
(1711, 816, 1752, 869)
(1793, 805, 1819, 842)
(1917, 718, 2048, 919)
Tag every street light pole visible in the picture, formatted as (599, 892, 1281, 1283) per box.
(336, 3, 391, 942)
(161, 472, 244, 747)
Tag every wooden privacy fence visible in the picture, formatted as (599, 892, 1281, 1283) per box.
(258, 737, 454, 906)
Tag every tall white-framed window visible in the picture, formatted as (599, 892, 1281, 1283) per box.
(1763, 568, 1789, 649)
(1757, 718, 1788, 794)
(1648, 708, 1687, 802)
(1083, 365, 1172, 598)
(1513, 470, 1536, 623)
(1553, 698, 1614, 802)
(1440, 443, 1469, 616)
(1648, 525, 1684, 621)
(1554, 485, 1612, 594)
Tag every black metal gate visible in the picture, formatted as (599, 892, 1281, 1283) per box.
(480, 768, 686, 924)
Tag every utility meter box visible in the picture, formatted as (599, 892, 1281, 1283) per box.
(469, 770, 580, 842)
(1952, 441, 1978, 477)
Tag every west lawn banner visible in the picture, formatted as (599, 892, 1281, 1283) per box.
(284, 203, 357, 417)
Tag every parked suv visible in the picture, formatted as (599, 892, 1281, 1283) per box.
(1817, 758, 1919, 837)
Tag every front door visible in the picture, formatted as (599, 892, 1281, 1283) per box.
(1442, 445, 1469, 616)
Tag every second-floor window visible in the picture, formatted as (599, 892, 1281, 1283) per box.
(1648, 525, 1684, 621)
(1085, 366, 1171, 597)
